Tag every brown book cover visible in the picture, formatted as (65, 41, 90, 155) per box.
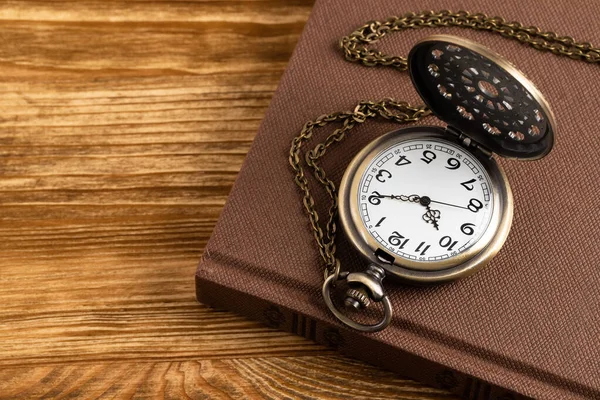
(196, 0, 600, 398)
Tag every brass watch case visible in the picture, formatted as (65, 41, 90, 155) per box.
(338, 126, 513, 284)
(337, 34, 557, 284)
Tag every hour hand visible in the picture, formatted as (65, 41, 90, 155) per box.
(418, 196, 441, 230)
(422, 207, 441, 230)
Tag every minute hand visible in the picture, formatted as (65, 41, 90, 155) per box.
(428, 199, 470, 210)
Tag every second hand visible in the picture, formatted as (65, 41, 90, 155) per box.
(428, 199, 470, 210)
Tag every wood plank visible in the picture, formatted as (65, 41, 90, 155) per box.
(0, 0, 455, 398)
(0, 357, 454, 399)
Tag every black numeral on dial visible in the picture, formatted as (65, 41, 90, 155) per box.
(439, 236, 458, 251)
(467, 198, 483, 213)
(388, 231, 409, 249)
(460, 223, 475, 235)
(460, 178, 476, 191)
(421, 150, 436, 164)
(395, 155, 411, 166)
(368, 191, 383, 205)
(415, 241, 430, 255)
(446, 158, 461, 170)
(375, 169, 392, 183)
(375, 217, 386, 227)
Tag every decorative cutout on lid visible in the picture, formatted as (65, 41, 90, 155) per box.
(408, 35, 556, 160)
(428, 64, 440, 77)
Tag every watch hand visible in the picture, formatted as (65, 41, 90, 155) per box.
(421, 202, 441, 231)
(381, 194, 441, 229)
(382, 194, 420, 203)
(428, 199, 470, 210)
(380, 194, 442, 230)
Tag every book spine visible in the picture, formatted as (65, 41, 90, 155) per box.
(195, 275, 527, 400)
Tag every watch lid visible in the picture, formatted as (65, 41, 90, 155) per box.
(408, 35, 556, 160)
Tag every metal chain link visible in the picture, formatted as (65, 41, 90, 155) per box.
(289, 10, 600, 283)
(341, 10, 600, 69)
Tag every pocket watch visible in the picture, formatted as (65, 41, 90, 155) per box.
(322, 35, 556, 332)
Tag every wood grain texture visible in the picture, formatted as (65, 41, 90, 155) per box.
(0, 357, 456, 399)
(0, 1, 455, 398)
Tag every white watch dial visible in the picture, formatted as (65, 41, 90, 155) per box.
(357, 137, 494, 263)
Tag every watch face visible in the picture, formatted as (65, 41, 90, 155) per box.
(357, 137, 494, 264)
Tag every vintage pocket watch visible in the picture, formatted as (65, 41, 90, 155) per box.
(322, 35, 556, 332)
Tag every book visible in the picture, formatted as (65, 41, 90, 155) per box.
(196, 0, 600, 398)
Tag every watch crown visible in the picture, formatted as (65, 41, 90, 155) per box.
(344, 288, 371, 310)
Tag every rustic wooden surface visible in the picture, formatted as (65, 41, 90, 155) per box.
(0, 1, 456, 398)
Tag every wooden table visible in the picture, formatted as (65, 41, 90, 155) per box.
(0, 1, 455, 398)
